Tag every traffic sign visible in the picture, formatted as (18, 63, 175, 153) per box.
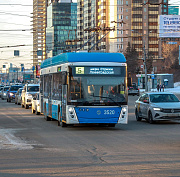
(151, 74, 154, 79)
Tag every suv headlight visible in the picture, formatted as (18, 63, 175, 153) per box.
(153, 107, 161, 111)
(10, 93, 14, 96)
(27, 93, 32, 97)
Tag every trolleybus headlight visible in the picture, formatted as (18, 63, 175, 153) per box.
(122, 107, 127, 112)
(68, 107, 76, 119)
(69, 107, 74, 114)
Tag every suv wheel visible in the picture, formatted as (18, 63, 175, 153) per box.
(135, 109, 142, 121)
(148, 111, 154, 124)
(25, 104, 29, 109)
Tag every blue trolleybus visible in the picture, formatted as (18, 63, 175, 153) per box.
(40, 52, 128, 127)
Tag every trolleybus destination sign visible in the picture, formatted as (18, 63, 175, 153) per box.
(74, 66, 124, 75)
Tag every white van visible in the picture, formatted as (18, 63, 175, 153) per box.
(21, 84, 39, 109)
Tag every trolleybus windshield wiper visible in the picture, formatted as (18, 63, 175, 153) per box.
(89, 94, 121, 106)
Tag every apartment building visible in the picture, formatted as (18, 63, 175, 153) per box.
(32, 0, 47, 66)
(122, 0, 168, 72)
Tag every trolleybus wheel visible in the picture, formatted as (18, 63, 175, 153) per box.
(108, 124, 116, 127)
(61, 121, 67, 127)
(44, 106, 51, 121)
(58, 107, 61, 126)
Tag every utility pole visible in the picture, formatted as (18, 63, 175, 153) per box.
(143, 41, 148, 92)
(79, 26, 115, 52)
(17, 68, 18, 83)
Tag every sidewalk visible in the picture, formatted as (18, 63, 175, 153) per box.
(139, 83, 180, 95)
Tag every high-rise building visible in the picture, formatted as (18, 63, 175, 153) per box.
(32, 0, 47, 66)
(46, 0, 77, 57)
(77, 0, 121, 53)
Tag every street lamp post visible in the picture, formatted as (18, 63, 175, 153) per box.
(142, 31, 152, 92)
(13, 65, 19, 83)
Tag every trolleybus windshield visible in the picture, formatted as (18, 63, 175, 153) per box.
(68, 66, 127, 106)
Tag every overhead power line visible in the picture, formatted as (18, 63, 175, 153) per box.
(0, 4, 32, 6)
(0, 12, 31, 17)
(0, 44, 32, 48)
(0, 29, 31, 31)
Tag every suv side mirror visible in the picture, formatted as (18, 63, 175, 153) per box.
(143, 100, 149, 104)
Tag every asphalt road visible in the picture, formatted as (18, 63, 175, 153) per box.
(0, 95, 180, 177)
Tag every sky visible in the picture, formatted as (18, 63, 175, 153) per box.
(0, 0, 179, 70)
(0, 0, 33, 69)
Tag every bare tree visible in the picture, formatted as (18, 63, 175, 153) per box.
(146, 52, 153, 73)
(162, 42, 179, 70)
(124, 42, 138, 74)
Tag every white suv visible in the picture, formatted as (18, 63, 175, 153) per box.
(21, 84, 40, 109)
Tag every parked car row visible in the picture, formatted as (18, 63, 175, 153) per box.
(1, 83, 40, 115)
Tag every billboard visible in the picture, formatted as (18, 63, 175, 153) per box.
(168, 6, 179, 15)
(159, 15, 180, 38)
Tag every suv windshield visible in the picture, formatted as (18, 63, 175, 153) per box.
(27, 86, 39, 92)
(10, 86, 22, 91)
(4, 87, 9, 91)
(150, 94, 179, 103)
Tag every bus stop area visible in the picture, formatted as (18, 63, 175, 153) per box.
(136, 73, 174, 91)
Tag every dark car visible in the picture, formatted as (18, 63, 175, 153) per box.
(7, 85, 23, 102)
(128, 86, 139, 96)
(0, 85, 4, 98)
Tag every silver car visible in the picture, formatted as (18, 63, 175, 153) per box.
(31, 93, 40, 115)
(1, 86, 10, 100)
(135, 92, 180, 123)
(15, 88, 23, 105)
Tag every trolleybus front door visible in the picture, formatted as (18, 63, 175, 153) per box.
(48, 75, 52, 117)
(62, 85, 67, 122)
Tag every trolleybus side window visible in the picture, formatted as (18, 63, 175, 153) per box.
(52, 73, 62, 100)
(44, 75, 50, 98)
(70, 77, 81, 100)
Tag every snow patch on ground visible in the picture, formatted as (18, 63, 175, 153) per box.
(0, 128, 39, 150)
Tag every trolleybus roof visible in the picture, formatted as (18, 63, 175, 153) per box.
(41, 52, 126, 69)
